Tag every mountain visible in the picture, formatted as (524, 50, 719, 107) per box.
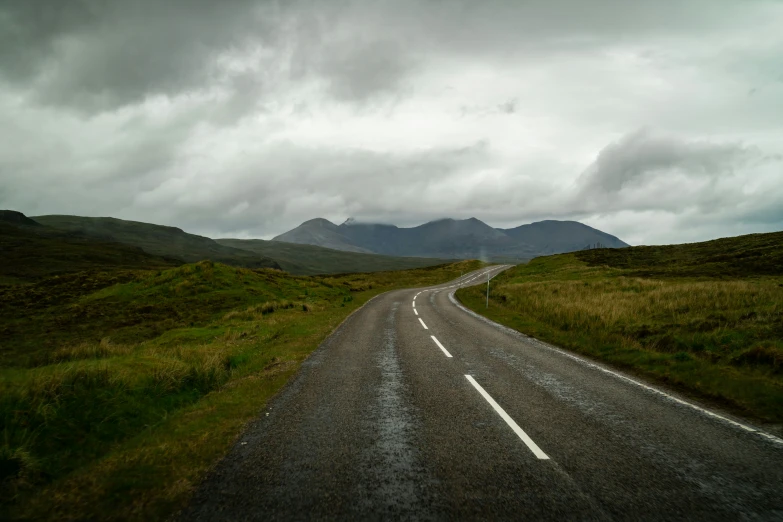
(272, 218, 374, 253)
(0, 212, 180, 283)
(216, 239, 454, 275)
(499, 220, 629, 254)
(273, 217, 628, 260)
(33, 215, 281, 270)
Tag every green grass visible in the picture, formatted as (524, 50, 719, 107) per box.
(216, 238, 455, 275)
(32, 215, 281, 270)
(0, 222, 180, 283)
(0, 259, 483, 520)
(457, 231, 783, 423)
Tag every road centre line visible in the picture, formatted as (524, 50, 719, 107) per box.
(414, 309, 419, 316)
(465, 375, 550, 460)
(418, 318, 428, 329)
(412, 301, 416, 308)
(431, 336, 452, 358)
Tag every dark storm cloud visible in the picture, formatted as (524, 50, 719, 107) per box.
(0, 0, 757, 112)
(0, 0, 273, 111)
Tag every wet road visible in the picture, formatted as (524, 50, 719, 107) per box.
(181, 266, 783, 521)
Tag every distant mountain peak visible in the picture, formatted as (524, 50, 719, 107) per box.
(300, 218, 337, 228)
(274, 216, 628, 260)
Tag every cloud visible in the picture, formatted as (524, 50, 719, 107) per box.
(577, 128, 759, 194)
(1, 0, 782, 247)
(316, 39, 415, 103)
(0, 0, 273, 111)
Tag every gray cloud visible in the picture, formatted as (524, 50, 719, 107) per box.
(1, 0, 781, 246)
(578, 128, 758, 194)
(0, 0, 273, 111)
(316, 39, 415, 103)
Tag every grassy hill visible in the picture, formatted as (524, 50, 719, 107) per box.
(31, 214, 453, 276)
(457, 231, 783, 423)
(33, 215, 281, 270)
(0, 219, 180, 285)
(0, 259, 483, 520)
(217, 238, 454, 275)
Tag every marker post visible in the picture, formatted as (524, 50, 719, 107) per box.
(486, 271, 490, 308)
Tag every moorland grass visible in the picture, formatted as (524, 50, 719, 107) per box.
(216, 238, 455, 275)
(0, 259, 483, 521)
(457, 232, 783, 423)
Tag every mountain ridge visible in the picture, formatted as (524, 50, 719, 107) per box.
(273, 217, 629, 260)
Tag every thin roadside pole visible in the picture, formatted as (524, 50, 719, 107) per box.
(486, 270, 489, 308)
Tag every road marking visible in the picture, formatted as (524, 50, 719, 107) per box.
(412, 301, 416, 308)
(414, 309, 419, 316)
(418, 318, 428, 329)
(449, 289, 783, 447)
(465, 375, 549, 460)
(431, 335, 452, 358)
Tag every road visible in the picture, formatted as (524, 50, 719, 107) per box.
(181, 266, 783, 521)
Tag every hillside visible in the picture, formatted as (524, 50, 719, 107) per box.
(0, 259, 483, 520)
(501, 219, 628, 253)
(574, 231, 783, 278)
(0, 213, 180, 284)
(216, 238, 453, 275)
(273, 217, 627, 260)
(33, 215, 281, 270)
(271, 218, 373, 253)
(457, 230, 783, 423)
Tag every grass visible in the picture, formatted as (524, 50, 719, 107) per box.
(0, 259, 483, 520)
(32, 214, 454, 276)
(457, 231, 783, 423)
(216, 238, 455, 275)
(32, 215, 281, 270)
(0, 222, 180, 283)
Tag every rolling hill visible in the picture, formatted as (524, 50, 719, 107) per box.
(33, 215, 281, 270)
(28, 214, 453, 276)
(0, 211, 180, 283)
(274, 217, 628, 260)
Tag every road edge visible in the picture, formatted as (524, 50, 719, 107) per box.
(448, 289, 783, 448)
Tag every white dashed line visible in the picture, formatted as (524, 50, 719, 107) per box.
(431, 336, 452, 358)
(414, 309, 419, 316)
(465, 375, 550, 460)
(418, 318, 428, 330)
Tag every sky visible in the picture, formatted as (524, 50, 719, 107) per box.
(1, 0, 782, 245)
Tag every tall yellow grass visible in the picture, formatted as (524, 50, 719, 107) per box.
(498, 277, 781, 335)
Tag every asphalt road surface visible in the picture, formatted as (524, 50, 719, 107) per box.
(181, 266, 783, 521)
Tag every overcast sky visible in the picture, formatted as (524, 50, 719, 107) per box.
(1, 0, 782, 245)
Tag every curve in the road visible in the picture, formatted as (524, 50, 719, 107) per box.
(181, 265, 783, 521)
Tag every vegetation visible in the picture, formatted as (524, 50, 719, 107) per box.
(32, 214, 455, 276)
(32, 215, 281, 270)
(0, 221, 180, 284)
(0, 259, 483, 520)
(457, 232, 783, 423)
(216, 238, 454, 275)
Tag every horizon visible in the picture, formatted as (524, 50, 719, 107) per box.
(10, 208, 780, 248)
